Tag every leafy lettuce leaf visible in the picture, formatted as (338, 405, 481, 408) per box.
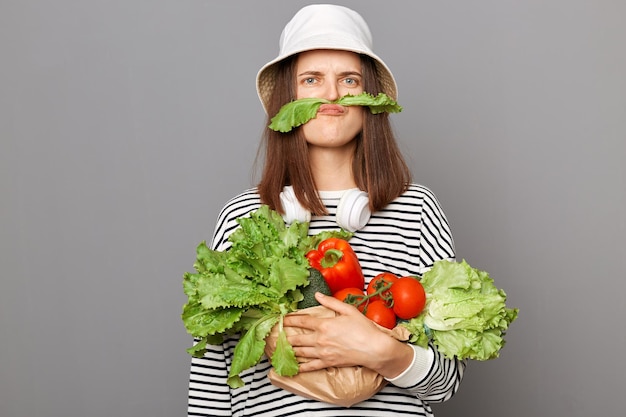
(227, 313, 281, 388)
(182, 205, 312, 387)
(401, 259, 518, 361)
(182, 206, 353, 387)
(269, 92, 402, 133)
(270, 316, 299, 377)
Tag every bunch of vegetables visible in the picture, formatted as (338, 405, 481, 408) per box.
(182, 205, 518, 389)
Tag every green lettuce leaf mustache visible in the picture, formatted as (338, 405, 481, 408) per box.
(268, 92, 402, 133)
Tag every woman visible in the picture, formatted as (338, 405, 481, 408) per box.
(188, 4, 465, 416)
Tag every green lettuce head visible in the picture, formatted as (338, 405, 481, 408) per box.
(402, 259, 519, 361)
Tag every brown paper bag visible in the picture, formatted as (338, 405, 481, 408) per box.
(264, 305, 410, 407)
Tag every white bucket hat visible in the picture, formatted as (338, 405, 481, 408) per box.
(256, 4, 398, 114)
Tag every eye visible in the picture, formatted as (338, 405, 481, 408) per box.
(302, 77, 317, 85)
(343, 77, 360, 87)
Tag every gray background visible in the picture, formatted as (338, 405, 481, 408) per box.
(1, 1, 624, 416)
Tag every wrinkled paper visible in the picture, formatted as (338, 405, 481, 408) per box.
(264, 305, 410, 407)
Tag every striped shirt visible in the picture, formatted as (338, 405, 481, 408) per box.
(188, 184, 465, 416)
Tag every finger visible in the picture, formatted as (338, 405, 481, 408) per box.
(287, 332, 317, 348)
(315, 292, 360, 316)
(283, 313, 318, 330)
(291, 346, 319, 360)
(296, 358, 329, 373)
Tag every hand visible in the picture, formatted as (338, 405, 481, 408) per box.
(283, 292, 413, 378)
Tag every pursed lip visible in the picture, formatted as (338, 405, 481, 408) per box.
(317, 104, 346, 115)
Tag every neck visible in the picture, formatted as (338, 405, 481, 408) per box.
(308, 144, 357, 191)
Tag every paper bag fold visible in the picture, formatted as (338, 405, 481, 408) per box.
(264, 305, 410, 407)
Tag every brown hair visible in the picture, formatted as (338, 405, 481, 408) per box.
(256, 53, 411, 215)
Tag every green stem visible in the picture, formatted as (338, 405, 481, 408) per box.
(352, 281, 394, 310)
(320, 249, 344, 269)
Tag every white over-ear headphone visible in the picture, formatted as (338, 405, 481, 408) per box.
(279, 186, 371, 232)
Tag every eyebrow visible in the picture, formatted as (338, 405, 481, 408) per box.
(297, 70, 362, 77)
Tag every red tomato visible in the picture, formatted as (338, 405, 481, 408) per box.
(366, 272, 399, 306)
(389, 277, 426, 320)
(334, 287, 366, 311)
(364, 300, 397, 329)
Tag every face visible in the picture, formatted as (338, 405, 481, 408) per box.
(295, 50, 365, 149)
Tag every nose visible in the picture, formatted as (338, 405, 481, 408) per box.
(322, 80, 340, 101)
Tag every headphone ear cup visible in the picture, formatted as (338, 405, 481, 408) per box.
(279, 186, 311, 224)
(336, 189, 371, 232)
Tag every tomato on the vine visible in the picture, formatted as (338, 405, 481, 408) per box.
(389, 276, 426, 320)
(364, 300, 397, 329)
(366, 272, 399, 306)
(334, 287, 366, 312)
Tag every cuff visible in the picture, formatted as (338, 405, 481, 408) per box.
(384, 344, 434, 387)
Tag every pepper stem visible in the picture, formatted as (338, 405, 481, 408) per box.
(320, 249, 344, 269)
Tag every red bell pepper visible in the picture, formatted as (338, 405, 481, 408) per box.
(305, 237, 365, 294)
